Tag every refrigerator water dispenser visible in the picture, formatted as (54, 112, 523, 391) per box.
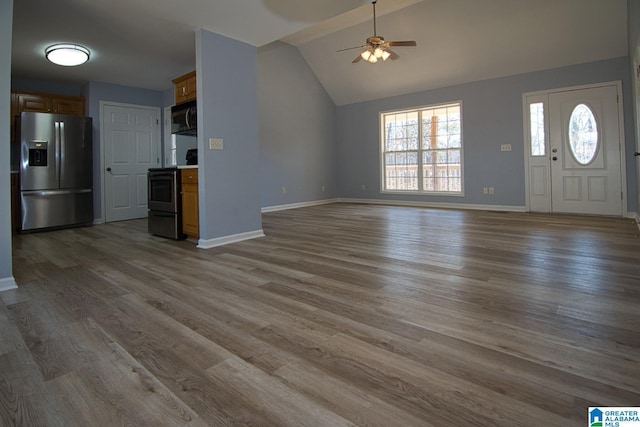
(28, 141, 48, 166)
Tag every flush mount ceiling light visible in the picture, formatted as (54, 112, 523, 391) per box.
(45, 43, 90, 66)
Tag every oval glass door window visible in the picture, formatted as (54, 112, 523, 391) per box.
(568, 104, 599, 165)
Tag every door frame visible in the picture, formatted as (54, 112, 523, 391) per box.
(522, 81, 628, 216)
(99, 101, 161, 223)
(633, 43, 640, 225)
(163, 105, 177, 167)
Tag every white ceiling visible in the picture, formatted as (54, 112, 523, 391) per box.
(11, 0, 628, 106)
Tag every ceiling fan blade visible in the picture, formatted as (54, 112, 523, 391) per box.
(352, 54, 363, 63)
(386, 41, 417, 47)
(386, 48, 399, 60)
(337, 44, 368, 53)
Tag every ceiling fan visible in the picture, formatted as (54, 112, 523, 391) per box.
(337, 0, 417, 64)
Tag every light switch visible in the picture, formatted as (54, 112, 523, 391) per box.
(209, 138, 223, 150)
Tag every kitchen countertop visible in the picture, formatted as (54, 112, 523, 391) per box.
(178, 165, 198, 169)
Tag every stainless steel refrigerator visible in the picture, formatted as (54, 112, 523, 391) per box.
(20, 112, 93, 231)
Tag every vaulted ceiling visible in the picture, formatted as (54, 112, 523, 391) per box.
(11, 0, 628, 106)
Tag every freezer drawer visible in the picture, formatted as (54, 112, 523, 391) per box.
(21, 189, 93, 231)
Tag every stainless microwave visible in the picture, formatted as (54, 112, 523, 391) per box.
(171, 100, 197, 136)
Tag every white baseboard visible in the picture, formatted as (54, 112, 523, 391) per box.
(93, 218, 105, 225)
(262, 198, 339, 213)
(0, 276, 18, 292)
(335, 198, 527, 212)
(197, 229, 265, 249)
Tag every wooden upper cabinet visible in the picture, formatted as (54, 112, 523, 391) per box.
(13, 91, 85, 116)
(52, 97, 85, 115)
(173, 71, 196, 104)
(17, 92, 52, 113)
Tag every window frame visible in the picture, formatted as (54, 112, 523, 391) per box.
(528, 101, 547, 157)
(379, 101, 464, 196)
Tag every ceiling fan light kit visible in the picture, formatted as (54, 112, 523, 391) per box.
(360, 45, 392, 63)
(338, 0, 416, 64)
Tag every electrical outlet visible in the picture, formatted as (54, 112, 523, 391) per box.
(209, 138, 223, 150)
(489, 187, 495, 195)
(322, 185, 326, 192)
(483, 187, 488, 195)
(361, 184, 366, 191)
(281, 186, 286, 194)
(500, 144, 512, 152)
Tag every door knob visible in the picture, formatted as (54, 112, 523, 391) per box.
(634, 152, 640, 157)
(106, 167, 112, 172)
(552, 148, 558, 153)
(552, 156, 558, 161)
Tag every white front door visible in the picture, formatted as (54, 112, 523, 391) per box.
(549, 85, 622, 216)
(525, 84, 624, 216)
(102, 103, 160, 222)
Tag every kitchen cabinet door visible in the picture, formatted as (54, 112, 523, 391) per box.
(11, 173, 20, 233)
(17, 93, 53, 113)
(14, 91, 85, 115)
(52, 97, 85, 115)
(173, 71, 197, 104)
(181, 169, 199, 239)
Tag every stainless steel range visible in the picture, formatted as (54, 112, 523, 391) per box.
(147, 167, 185, 239)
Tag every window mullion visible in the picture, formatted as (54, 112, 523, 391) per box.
(418, 110, 424, 192)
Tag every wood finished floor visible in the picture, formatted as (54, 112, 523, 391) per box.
(2, 203, 640, 426)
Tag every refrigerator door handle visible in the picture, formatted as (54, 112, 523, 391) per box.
(21, 189, 92, 197)
(55, 121, 61, 185)
(59, 121, 65, 185)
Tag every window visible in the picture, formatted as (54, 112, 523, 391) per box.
(529, 102, 546, 156)
(568, 103, 599, 165)
(382, 102, 462, 194)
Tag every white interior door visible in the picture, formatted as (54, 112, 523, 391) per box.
(549, 85, 622, 216)
(102, 103, 160, 222)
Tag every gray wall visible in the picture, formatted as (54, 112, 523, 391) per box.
(258, 41, 337, 208)
(0, 0, 14, 288)
(630, 0, 640, 53)
(337, 56, 638, 213)
(629, 0, 640, 219)
(174, 135, 197, 166)
(12, 78, 84, 97)
(196, 29, 262, 240)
